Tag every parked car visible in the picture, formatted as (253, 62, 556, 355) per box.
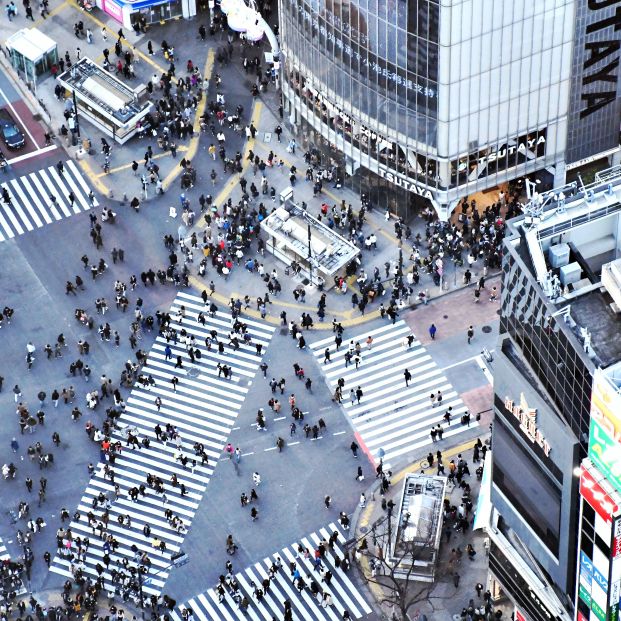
(0, 109, 25, 149)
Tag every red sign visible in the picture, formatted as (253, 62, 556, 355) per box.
(581, 466, 618, 525)
(578, 612, 588, 621)
(614, 517, 621, 559)
(515, 609, 526, 621)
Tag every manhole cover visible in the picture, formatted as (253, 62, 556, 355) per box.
(359, 526, 368, 534)
(482, 325, 492, 333)
(496, 309, 501, 315)
(443, 315, 448, 319)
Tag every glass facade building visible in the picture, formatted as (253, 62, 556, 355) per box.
(279, 0, 621, 219)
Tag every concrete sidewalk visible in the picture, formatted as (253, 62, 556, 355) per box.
(348, 439, 507, 621)
(182, 88, 500, 329)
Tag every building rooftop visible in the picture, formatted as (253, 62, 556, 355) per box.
(386, 472, 446, 582)
(506, 165, 621, 368)
(57, 57, 150, 123)
(557, 289, 621, 368)
(260, 201, 360, 277)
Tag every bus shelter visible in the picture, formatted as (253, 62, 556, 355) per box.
(5, 28, 58, 93)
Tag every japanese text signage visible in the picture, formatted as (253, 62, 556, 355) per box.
(580, 465, 618, 524)
(589, 371, 621, 494)
(504, 393, 551, 457)
(589, 418, 621, 492)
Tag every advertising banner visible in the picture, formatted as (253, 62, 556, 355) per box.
(580, 465, 618, 525)
(588, 418, 621, 493)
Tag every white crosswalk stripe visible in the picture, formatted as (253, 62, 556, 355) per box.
(0, 536, 8, 560)
(50, 292, 274, 595)
(0, 160, 97, 241)
(310, 320, 475, 465)
(171, 523, 372, 621)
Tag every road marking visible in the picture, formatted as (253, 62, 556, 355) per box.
(78, 158, 110, 196)
(6, 144, 57, 165)
(97, 146, 189, 176)
(0, 86, 39, 148)
(476, 354, 494, 384)
(333, 431, 346, 436)
(161, 49, 215, 192)
(440, 353, 484, 372)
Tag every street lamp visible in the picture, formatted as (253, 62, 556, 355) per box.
(307, 223, 313, 286)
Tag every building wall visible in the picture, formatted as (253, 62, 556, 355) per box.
(500, 239, 594, 443)
(491, 345, 580, 594)
(438, 0, 573, 188)
(279, 0, 579, 213)
(566, 0, 621, 164)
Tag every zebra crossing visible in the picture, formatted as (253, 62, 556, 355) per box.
(50, 291, 274, 595)
(0, 536, 8, 560)
(0, 159, 97, 241)
(310, 321, 473, 465)
(171, 523, 372, 621)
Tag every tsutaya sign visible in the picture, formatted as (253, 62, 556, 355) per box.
(377, 168, 436, 201)
(580, 0, 621, 119)
(504, 393, 552, 457)
(478, 135, 546, 166)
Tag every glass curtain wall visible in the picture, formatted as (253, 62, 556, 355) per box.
(280, 0, 441, 215)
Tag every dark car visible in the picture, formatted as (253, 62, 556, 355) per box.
(0, 110, 25, 149)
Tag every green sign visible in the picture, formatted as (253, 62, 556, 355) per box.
(580, 583, 593, 608)
(592, 599, 606, 621)
(609, 602, 618, 621)
(589, 418, 621, 494)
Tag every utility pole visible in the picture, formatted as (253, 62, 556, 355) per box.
(307, 223, 313, 286)
(72, 90, 81, 140)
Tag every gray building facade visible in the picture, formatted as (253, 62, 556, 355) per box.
(278, 0, 621, 219)
(487, 166, 621, 621)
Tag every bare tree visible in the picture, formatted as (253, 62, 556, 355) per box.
(351, 509, 454, 621)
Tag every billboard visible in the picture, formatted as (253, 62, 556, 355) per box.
(588, 371, 621, 494)
(580, 465, 618, 525)
(589, 418, 621, 492)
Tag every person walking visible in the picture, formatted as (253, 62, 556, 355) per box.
(404, 368, 412, 387)
(324, 495, 331, 509)
(429, 323, 437, 340)
(252, 471, 261, 486)
(467, 325, 474, 344)
(350, 441, 359, 458)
